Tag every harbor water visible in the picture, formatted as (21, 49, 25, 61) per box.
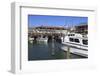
(28, 40, 87, 61)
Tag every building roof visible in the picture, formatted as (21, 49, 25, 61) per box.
(35, 26, 66, 30)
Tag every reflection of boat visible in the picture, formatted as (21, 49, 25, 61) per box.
(61, 33, 88, 57)
(37, 36, 48, 42)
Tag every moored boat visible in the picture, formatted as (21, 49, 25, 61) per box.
(61, 33, 88, 57)
(37, 36, 48, 42)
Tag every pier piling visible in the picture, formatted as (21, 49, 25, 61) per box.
(67, 47, 70, 59)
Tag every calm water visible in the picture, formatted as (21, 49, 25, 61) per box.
(28, 41, 87, 61)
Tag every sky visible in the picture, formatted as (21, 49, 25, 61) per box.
(28, 15, 88, 28)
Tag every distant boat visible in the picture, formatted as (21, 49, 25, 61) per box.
(37, 36, 48, 42)
(61, 33, 88, 57)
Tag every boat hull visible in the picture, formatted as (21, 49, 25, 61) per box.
(61, 42, 88, 57)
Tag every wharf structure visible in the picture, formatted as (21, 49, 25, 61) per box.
(28, 25, 68, 38)
(28, 24, 88, 42)
(67, 23, 88, 34)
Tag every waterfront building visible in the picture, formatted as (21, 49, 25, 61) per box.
(66, 23, 88, 34)
(28, 25, 68, 37)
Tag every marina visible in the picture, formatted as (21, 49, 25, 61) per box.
(28, 15, 88, 60)
(28, 28, 88, 60)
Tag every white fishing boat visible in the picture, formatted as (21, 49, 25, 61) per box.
(37, 36, 48, 42)
(61, 33, 88, 57)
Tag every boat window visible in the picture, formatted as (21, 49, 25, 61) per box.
(69, 38, 74, 42)
(68, 34, 74, 36)
(72, 34, 74, 36)
(74, 39, 80, 43)
(43, 35, 46, 38)
(68, 34, 70, 36)
(82, 40, 88, 45)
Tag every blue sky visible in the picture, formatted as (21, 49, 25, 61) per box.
(28, 15, 88, 28)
